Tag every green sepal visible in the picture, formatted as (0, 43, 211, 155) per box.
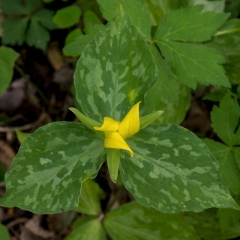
(140, 110, 163, 130)
(107, 149, 120, 183)
(69, 107, 103, 138)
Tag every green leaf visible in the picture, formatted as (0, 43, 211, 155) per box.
(0, 224, 10, 240)
(155, 5, 229, 42)
(15, 130, 30, 144)
(53, 6, 81, 28)
(2, 17, 29, 45)
(189, 0, 225, 13)
(211, 19, 240, 84)
(122, 0, 151, 40)
(211, 93, 240, 146)
(0, 46, 19, 94)
(25, 18, 50, 51)
(84, 10, 102, 28)
(34, 9, 58, 30)
(120, 124, 238, 213)
(149, 44, 179, 105)
(203, 88, 228, 102)
(96, 0, 119, 21)
(74, 10, 158, 122)
(1, 0, 28, 15)
(141, 0, 189, 26)
(75, 178, 104, 215)
(104, 201, 200, 240)
(65, 216, 106, 240)
(232, 148, 240, 172)
(203, 139, 240, 195)
(154, 5, 230, 89)
(184, 209, 240, 240)
(144, 80, 190, 124)
(217, 208, 240, 231)
(225, 0, 240, 19)
(0, 122, 106, 214)
(63, 24, 104, 57)
(23, 0, 41, 13)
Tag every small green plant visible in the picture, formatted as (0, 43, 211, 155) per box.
(1, 0, 57, 50)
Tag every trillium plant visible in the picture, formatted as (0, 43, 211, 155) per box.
(0, 3, 239, 216)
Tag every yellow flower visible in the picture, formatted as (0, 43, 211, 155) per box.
(94, 102, 140, 157)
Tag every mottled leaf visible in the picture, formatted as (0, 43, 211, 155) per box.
(96, 0, 119, 21)
(184, 209, 240, 240)
(104, 201, 200, 240)
(211, 93, 240, 146)
(120, 124, 238, 213)
(141, 0, 189, 26)
(0, 223, 10, 240)
(154, 5, 230, 89)
(122, 0, 151, 39)
(203, 139, 240, 195)
(53, 6, 81, 28)
(0, 46, 19, 94)
(74, 10, 158, 122)
(144, 79, 190, 124)
(65, 216, 106, 240)
(2, 17, 29, 45)
(76, 178, 104, 215)
(25, 18, 50, 51)
(0, 122, 106, 214)
(189, 0, 225, 13)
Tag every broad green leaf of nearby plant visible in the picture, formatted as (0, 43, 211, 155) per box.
(211, 93, 240, 146)
(63, 24, 104, 57)
(189, 0, 225, 13)
(1, 0, 28, 15)
(53, 6, 81, 28)
(25, 18, 50, 51)
(74, 10, 158, 122)
(23, 0, 41, 13)
(121, 0, 151, 40)
(210, 19, 240, 84)
(203, 139, 240, 195)
(97, 0, 119, 21)
(184, 209, 240, 240)
(144, 78, 190, 124)
(120, 124, 238, 213)
(34, 9, 57, 30)
(0, 224, 10, 240)
(0, 122, 106, 214)
(75, 178, 105, 215)
(2, 18, 29, 45)
(15, 130, 30, 144)
(65, 216, 106, 240)
(84, 10, 102, 28)
(0, 46, 19, 94)
(154, 5, 230, 89)
(104, 201, 200, 240)
(217, 207, 240, 231)
(225, 0, 240, 18)
(141, 0, 189, 25)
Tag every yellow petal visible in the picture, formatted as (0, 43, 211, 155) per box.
(94, 117, 120, 132)
(104, 131, 133, 157)
(118, 102, 140, 139)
